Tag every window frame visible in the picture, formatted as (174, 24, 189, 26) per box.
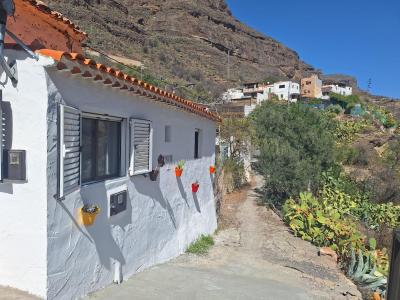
(81, 113, 123, 185)
(194, 128, 200, 159)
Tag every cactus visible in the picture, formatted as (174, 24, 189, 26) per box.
(347, 249, 387, 298)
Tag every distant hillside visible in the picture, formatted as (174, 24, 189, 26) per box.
(45, 0, 319, 102)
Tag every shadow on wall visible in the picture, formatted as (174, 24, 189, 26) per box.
(133, 174, 177, 229)
(80, 182, 129, 270)
(176, 177, 189, 208)
(192, 192, 201, 213)
(0, 100, 13, 194)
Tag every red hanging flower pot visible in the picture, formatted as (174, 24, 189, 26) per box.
(192, 182, 200, 193)
(209, 166, 216, 174)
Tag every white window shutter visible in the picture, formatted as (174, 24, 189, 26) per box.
(58, 104, 81, 199)
(0, 91, 3, 181)
(129, 119, 153, 176)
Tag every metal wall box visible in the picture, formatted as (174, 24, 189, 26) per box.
(3, 150, 26, 181)
(110, 190, 127, 217)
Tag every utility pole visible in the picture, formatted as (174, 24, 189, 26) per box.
(227, 49, 231, 81)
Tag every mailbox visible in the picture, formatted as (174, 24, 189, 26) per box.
(387, 228, 400, 300)
(3, 150, 26, 181)
(109, 190, 127, 217)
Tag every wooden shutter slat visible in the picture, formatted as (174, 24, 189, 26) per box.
(59, 104, 81, 198)
(130, 119, 153, 176)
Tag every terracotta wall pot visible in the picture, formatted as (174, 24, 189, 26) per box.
(80, 207, 100, 226)
(209, 166, 216, 174)
(175, 167, 183, 177)
(192, 183, 199, 193)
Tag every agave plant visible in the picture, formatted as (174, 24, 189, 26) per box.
(347, 248, 387, 298)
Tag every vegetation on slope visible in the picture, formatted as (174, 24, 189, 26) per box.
(250, 100, 400, 298)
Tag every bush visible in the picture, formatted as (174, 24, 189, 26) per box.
(186, 235, 214, 255)
(326, 104, 344, 115)
(283, 192, 365, 256)
(330, 93, 361, 112)
(223, 158, 246, 191)
(250, 102, 337, 206)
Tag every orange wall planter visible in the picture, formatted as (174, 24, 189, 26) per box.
(175, 167, 183, 177)
(80, 206, 100, 226)
(209, 166, 216, 174)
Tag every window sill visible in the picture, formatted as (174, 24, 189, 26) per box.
(82, 175, 127, 187)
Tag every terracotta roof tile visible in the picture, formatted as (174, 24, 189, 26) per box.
(36, 49, 221, 122)
(21, 0, 87, 38)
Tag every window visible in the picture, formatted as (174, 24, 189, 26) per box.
(194, 129, 200, 159)
(81, 117, 121, 183)
(279, 84, 285, 89)
(129, 119, 153, 175)
(165, 125, 171, 143)
(306, 81, 312, 85)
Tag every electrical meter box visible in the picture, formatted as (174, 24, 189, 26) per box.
(3, 150, 26, 181)
(109, 190, 127, 217)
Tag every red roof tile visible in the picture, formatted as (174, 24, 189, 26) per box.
(36, 49, 221, 122)
(20, 0, 87, 38)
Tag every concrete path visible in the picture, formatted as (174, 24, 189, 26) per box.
(87, 175, 361, 300)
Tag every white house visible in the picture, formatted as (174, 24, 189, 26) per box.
(271, 81, 300, 102)
(222, 88, 245, 101)
(256, 81, 300, 103)
(0, 2, 220, 299)
(322, 83, 353, 99)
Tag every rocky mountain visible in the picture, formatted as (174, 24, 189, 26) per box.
(45, 0, 319, 102)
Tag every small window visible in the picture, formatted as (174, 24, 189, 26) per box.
(82, 117, 121, 183)
(279, 84, 285, 89)
(194, 129, 200, 159)
(165, 125, 171, 143)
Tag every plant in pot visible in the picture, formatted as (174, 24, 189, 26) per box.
(192, 181, 200, 193)
(175, 160, 185, 177)
(209, 165, 216, 174)
(80, 204, 100, 226)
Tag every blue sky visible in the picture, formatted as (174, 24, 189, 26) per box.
(226, 0, 400, 99)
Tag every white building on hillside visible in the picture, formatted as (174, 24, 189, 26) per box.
(272, 81, 300, 102)
(322, 83, 353, 99)
(256, 81, 300, 103)
(0, 2, 219, 299)
(222, 88, 245, 101)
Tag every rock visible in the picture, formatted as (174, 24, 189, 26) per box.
(319, 247, 338, 263)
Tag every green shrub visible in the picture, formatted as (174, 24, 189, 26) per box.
(330, 93, 361, 112)
(334, 119, 371, 144)
(251, 102, 337, 206)
(223, 158, 245, 190)
(326, 104, 344, 115)
(186, 235, 214, 255)
(283, 192, 365, 257)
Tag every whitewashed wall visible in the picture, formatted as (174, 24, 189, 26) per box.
(45, 67, 217, 299)
(0, 50, 52, 298)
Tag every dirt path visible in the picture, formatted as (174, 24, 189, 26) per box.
(88, 175, 361, 300)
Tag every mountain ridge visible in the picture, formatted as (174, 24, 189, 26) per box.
(45, 0, 323, 101)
